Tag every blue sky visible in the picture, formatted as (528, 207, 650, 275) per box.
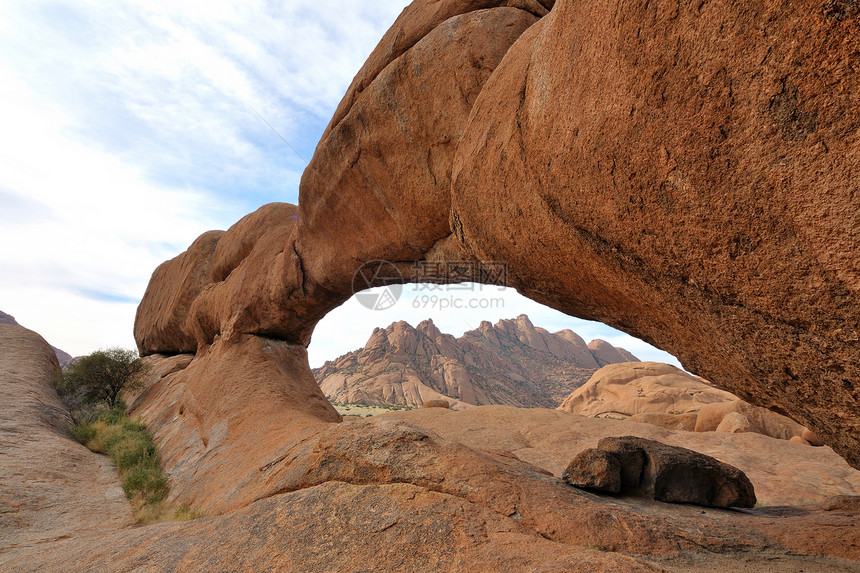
(0, 0, 681, 368)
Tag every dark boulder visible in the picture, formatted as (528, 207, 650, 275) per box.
(563, 436, 756, 508)
(561, 448, 622, 494)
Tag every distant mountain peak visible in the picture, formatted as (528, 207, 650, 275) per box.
(315, 315, 639, 410)
(0, 310, 18, 326)
(416, 318, 441, 338)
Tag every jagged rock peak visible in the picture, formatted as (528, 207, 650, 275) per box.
(316, 316, 639, 409)
(416, 318, 442, 339)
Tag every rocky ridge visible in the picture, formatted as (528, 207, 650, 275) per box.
(559, 362, 809, 441)
(0, 310, 73, 366)
(314, 314, 638, 409)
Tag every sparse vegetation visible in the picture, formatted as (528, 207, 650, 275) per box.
(54, 347, 150, 423)
(70, 405, 168, 520)
(69, 406, 203, 523)
(341, 364, 363, 375)
(57, 348, 200, 524)
(173, 503, 204, 521)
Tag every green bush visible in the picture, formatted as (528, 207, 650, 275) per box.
(100, 403, 129, 426)
(55, 348, 149, 413)
(108, 430, 157, 472)
(122, 465, 168, 504)
(69, 421, 97, 445)
(82, 421, 123, 454)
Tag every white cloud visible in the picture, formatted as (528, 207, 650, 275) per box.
(2, 286, 140, 358)
(0, 0, 410, 208)
(0, 61, 233, 355)
(0, 0, 409, 356)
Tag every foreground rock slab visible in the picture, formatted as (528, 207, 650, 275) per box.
(2, 339, 860, 571)
(0, 482, 668, 573)
(382, 405, 860, 508)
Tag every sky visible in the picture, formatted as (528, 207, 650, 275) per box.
(0, 0, 681, 369)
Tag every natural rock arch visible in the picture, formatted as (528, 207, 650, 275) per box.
(135, 0, 860, 510)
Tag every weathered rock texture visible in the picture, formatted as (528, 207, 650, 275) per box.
(131, 351, 860, 513)
(4, 330, 860, 570)
(126, 0, 860, 564)
(559, 362, 808, 440)
(564, 436, 757, 508)
(134, 0, 860, 471)
(314, 315, 638, 409)
(129, 337, 340, 513)
(0, 323, 132, 551)
(562, 448, 622, 493)
(381, 405, 860, 509)
(448, 0, 860, 468)
(2, 481, 672, 573)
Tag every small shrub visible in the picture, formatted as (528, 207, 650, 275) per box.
(109, 432, 157, 472)
(100, 403, 129, 425)
(134, 499, 169, 524)
(54, 348, 149, 412)
(122, 419, 148, 433)
(123, 465, 168, 504)
(174, 503, 203, 521)
(83, 421, 124, 454)
(69, 421, 97, 445)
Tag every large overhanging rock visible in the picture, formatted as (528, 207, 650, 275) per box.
(135, 0, 860, 498)
(136, 2, 540, 352)
(132, 1, 553, 508)
(450, 0, 860, 466)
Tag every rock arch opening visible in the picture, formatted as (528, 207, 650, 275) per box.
(308, 282, 683, 410)
(132, 0, 860, 518)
